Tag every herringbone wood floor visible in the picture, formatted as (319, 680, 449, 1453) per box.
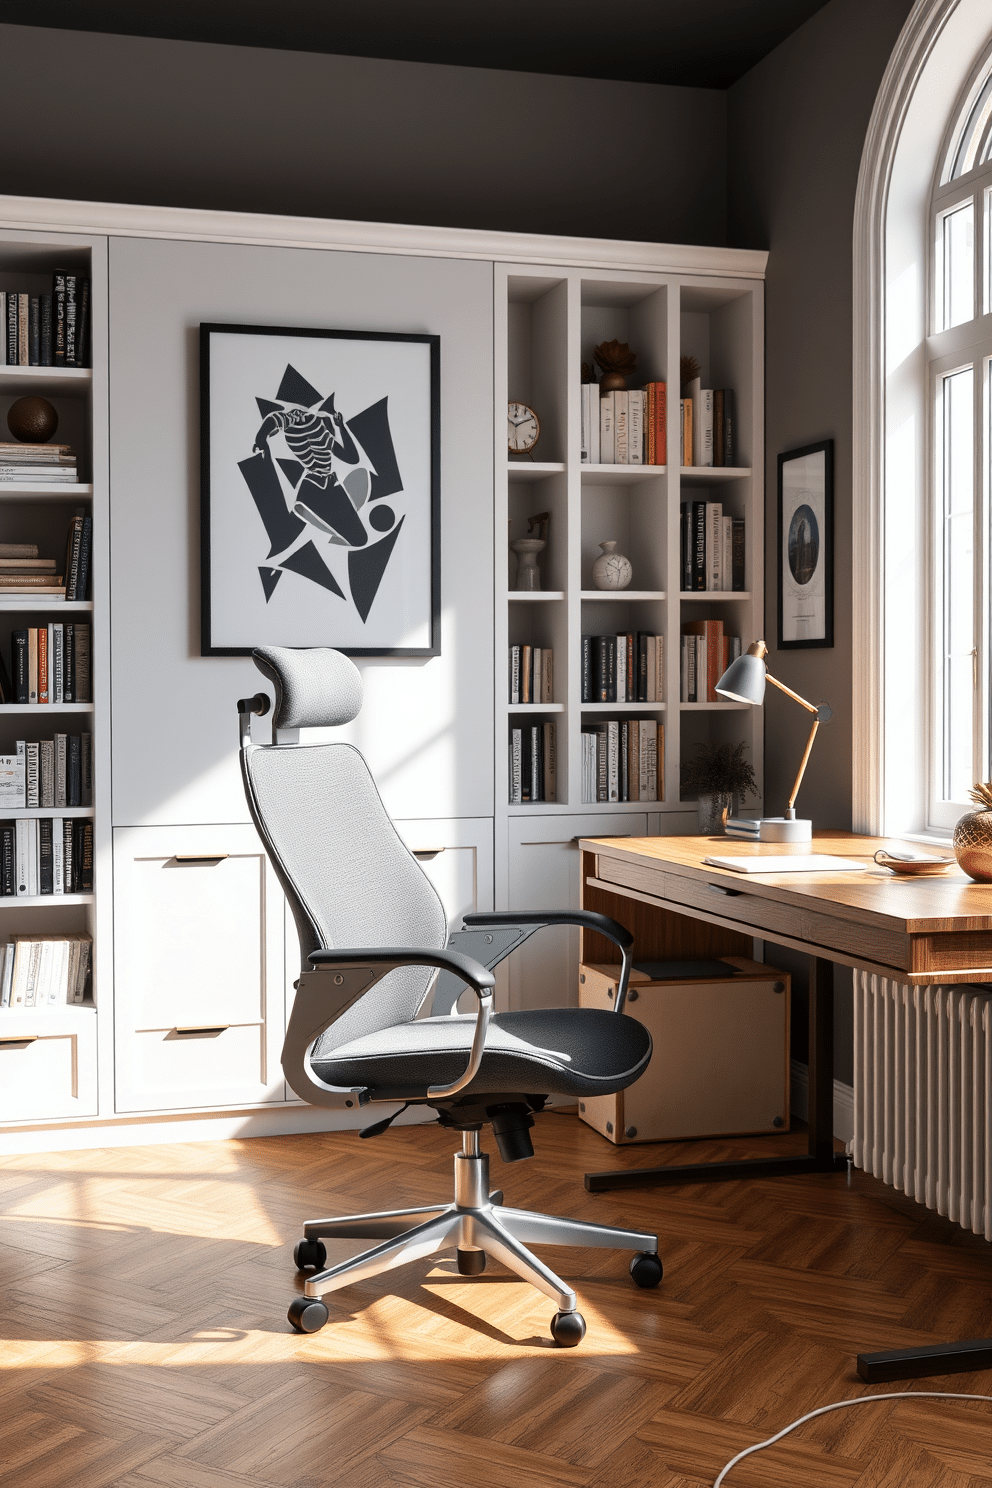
(3, 1114, 992, 1487)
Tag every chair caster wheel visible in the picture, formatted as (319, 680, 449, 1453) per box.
(550, 1310, 586, 1347)
(288, 1297, 329, 1333)
(457, 1247, 487, 1275)
(294, 1238, 327, 1271)
(629, 1251, 663, 1288)
(489, 1190, 504, 1206)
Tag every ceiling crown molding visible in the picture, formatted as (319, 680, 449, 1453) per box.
(0, 193, 767, 281)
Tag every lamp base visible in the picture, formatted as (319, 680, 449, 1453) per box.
(758, 817, 813, 843)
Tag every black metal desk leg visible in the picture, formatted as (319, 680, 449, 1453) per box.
(808, 954, 834, 1165)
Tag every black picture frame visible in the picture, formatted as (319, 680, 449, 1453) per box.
(777, 438, 834, 650)
(200, 322, 441, 657)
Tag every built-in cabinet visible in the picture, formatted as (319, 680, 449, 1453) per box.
(0, 200, 765, 1150)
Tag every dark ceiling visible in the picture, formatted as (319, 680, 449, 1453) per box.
(0, 0, 831, 89)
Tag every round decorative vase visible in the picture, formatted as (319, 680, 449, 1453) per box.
(952, 806, 992, 882)
(697, 792, 733, 835)
(599, 372, 627, 393)
(7, 395, 59, 443)
(511, 538, 544, 592)
(592, 540, 633, 591)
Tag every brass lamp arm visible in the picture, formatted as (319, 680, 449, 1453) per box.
(764, 670, 821, 813)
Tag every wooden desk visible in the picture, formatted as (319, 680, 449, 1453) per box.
(578, 830, 992, 1382)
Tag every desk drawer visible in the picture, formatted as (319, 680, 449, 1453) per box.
(593, 853, 912, 971)
(0, 1009, 98, 1122)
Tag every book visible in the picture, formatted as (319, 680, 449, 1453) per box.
(55, 734, 67, 808)
(682, 619, 724, 702)
(28, 296, 40, 365)
(40, 293, 53, 365)
(588, 387, 600, 464)
(52, 624, 64, 703)
(75, 278, 91, 367)
(509, 645, 520, 704)
(67, 736, 82, 807)
(62, 818, 73, 891)
(580, 383, 590, 464)
(64, 275, 78, 366)
(580, 634, 593, 703)
(0, 753, 26, 809)
(543, 721, 556, 802)
(40, 739, 55, 808)
(628, 389, 644, 465)
(26, 741, 39, 807)
(27, 628, 38, 704)
(18, 294, 28, 366)
(521, 644, 532, 703)
(705, 503, 723, 591)
(52, 815, 63, 894)
(0, 942, 12, 1003)
(614, 391, 629, 464)
(39, 817, 53, 895)
(732, 518, 746, 590)
(600, 392, 615, 464)
(38, 625, 49, 704)
(509, 728, 522, 804)
(0, 828, 13, 896)
(65, 515, 85, 599)
(691, 501, 706, 590)
(53, 270, 67, 364)
(722, 389, 734, 466)
(722, 515, 733, 594)
(693, 384, 714, 467)
(75, 820, 93, 892)
(64, 623, 76, 702)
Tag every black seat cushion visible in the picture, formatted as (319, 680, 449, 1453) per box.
(311, 1007, 652, 1098)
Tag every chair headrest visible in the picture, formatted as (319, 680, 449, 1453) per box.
(252, 647, 363, 730)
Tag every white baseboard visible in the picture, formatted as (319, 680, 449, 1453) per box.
(790, 1059, 854, 1144)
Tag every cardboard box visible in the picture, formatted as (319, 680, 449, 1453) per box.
(577, 958, 790, 1143)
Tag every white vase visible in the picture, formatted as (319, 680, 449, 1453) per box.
(511, 538, 545, 591)
(592, 540, 632, 590)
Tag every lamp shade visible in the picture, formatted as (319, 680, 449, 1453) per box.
(715, 650, 766, 705)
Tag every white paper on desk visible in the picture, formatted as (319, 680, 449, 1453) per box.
(703, 854, 870, 874)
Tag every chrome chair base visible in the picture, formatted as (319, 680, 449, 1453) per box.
(297, 1131, 659, 1317)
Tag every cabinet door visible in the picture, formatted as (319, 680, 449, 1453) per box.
(506, 814, 645, 1010)
(0, 1008, 98, 1122)
(113, 824, 285, 1113)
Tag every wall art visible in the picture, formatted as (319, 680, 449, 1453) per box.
(777, 438, 834, 649)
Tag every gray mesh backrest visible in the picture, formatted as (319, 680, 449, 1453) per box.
(244, 741, 447, 1051)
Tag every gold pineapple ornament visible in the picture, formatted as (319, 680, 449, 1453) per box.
(952, 781, 992, 882)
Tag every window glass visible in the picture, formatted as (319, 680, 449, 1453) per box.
(941, 202, 974, 329)
(939, 366, 975, 804)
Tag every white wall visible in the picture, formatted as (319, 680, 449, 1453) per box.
(108, 235, 494, 827)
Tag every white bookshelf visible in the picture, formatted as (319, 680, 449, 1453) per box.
(0, 228, 107, 1123)
(495, 257, 765, 999)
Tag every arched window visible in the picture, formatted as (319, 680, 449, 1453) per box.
(927, 50, 992, 830)
(853, 3, 992, 841)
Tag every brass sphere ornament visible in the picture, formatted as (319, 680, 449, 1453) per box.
(593, 339, 637, 393)
(7, 395, 59, 443)
(952, 781, 992, 882)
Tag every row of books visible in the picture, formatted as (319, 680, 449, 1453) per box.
(0, 441, 79, 486)
(0, 735, 93, 809)
(581, 383, 667, 466)
(680, 382, 735, 467)
(509, 723, 557, 803)
(509, 645, 554, 705)
(0, 934, 92, 1007)
(0, 817, 94, 897)
(0, 623, 91, 706)
(1, 274, 91, 367)
(680, 501, 745, 592)
(581, 633, 664, 704)
(581, 719, 663, 802)
(680, 622, 741, 703)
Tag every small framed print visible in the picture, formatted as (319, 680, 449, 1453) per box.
(777, 438, 834, 649)
(200, 322, 440, 657)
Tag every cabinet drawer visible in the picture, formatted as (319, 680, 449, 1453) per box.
(113, 824, 286, 1113)
(116, 1022, 273, 1113)
(0, 1010, 98, 1122)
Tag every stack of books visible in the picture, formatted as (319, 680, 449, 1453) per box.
(0, 817, 93, 897)
(1, 272, 91, 367)
(0, 735, 93, 809)
(0, 934, 92, 1007)
(509, 723, 556, 803)
(1, 623, 91, 704)
(680, 620, 741, 703)
(679, 501, 745, 591)
(679, 381, 735, 467)
(581, 633, 664, 703)
(581, 719, 662, 802)
(508, 645, 553, 704)
(725, 818, 761, 840)
(0, 444, 78, 486)
(580, 382, 667, 466)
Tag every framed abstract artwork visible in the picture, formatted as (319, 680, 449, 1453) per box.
(777, 438, 834, 650)
(200, 322, 440, 656)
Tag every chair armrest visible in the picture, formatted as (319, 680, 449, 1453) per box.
(459, 910, 634, 1012)
(284, 946, 495, 1108)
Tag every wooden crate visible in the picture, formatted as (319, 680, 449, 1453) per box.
(577, 957, 790, 1144)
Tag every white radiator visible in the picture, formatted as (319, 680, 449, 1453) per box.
(853, 975, 992, 1240)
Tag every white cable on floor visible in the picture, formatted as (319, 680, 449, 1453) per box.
(713, 1390, 992, 1486)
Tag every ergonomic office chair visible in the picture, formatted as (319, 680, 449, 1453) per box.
(238, 646, 661, 1347)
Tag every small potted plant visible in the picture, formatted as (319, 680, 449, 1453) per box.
(681, 741, 757, 835)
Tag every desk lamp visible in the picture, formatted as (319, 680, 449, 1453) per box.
(715, 640, 832, 843)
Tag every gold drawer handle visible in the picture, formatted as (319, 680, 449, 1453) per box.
(172, 1024, 230, 1036)
(172, 853, 230, 864)
(0, 1035, 38, 1047)
(413, 848, 446, 861)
